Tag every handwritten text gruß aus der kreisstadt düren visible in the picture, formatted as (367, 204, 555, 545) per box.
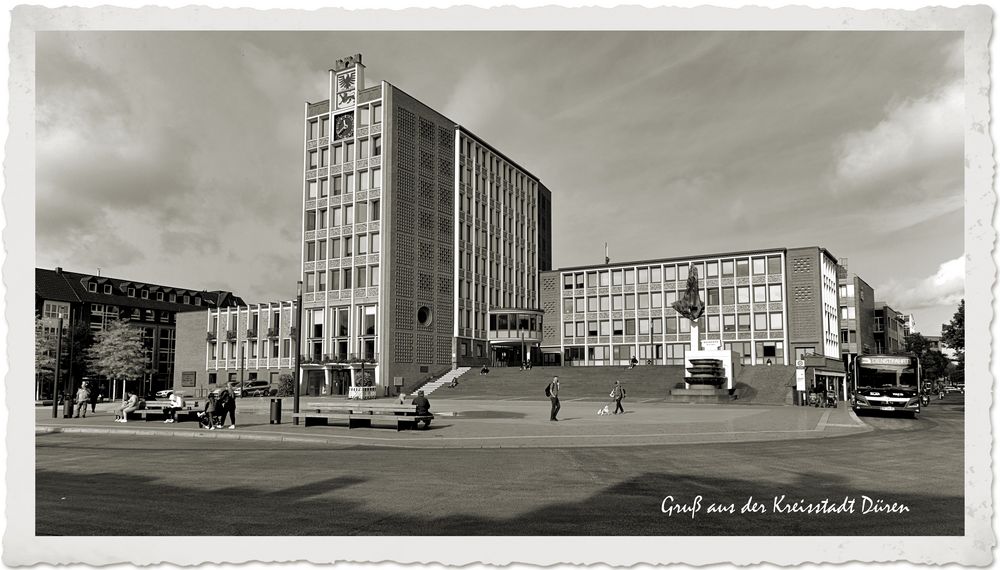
(660, 495, 910, 518)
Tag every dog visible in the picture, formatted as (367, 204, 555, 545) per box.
(597, 405, 611, 416)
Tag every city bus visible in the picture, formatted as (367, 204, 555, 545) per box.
(850, 355, 922, 418)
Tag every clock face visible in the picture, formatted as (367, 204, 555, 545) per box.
(334, 112, 354, 141)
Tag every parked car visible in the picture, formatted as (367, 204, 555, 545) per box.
(235, 380, 272, 397)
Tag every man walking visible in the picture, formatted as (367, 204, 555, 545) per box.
(73, 383, 90, 418)
(611, 380, 626, 415)
(546, 376, 561, 421)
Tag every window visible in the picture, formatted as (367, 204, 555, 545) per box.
(320, 117, 330, 138)
(334, 145, 344, 165)
(359, 106, 370, 126)
(665, 317, 678, 334)
(373, 135, 381, 156)
(588, 321, 598, 337)
(104, 284, 113, 294)
(127, 287, 135, 298)
(624, 269, 635, 285)
(612, 320, 624, 335)
(600, 296, 610, 311)
(652, 318, 663, 334)
(625, 319, 635, 335)
(345, 142, 354, 162)
(587, 296, 598, 312)
(330, 269, 340, 290)
(317, 208, 327, 230)
(637, 267, 648, 284)
(308, 151, 318, 169)
(707, 315, 720, 332)
(612, 270, 623, 286)
(346, 173, 355, 194)
(331, 238, 341, 258)
(305, 211, 316, 231)
(88, 282, 97, 293)
(141, 290, 148, 299)
(575, 322, 585, 338)
(308, 119, 319, 140)
(638, 293, 650, 309)
(738, 313, 750, 332)
(345, 205, 354, 225)
(723, 314, 735, 332)
(705, 261, 719, 278)
(651, 292, 662, 308)
(707, 289, 720, 305)
(599, 272, 610, 286)
(770, 313, 784, 330)
(664, 266, 676, 281)
(752, 257, 766, 275)
(563, 275, 574, 290)
(767, 256, 782, 274)
(575, 298, 585, 313)
(305, 241, 316, 261)
(371, 167, 381, 189)
(360, 138, 369, 159)
(736, 259, 750, 277)
(157, 292, 164, 301)
(304, 272, 315, 293)
(721, 260, 734, 277)
(737, 287, 750, 304)
(317, 270, 327, 291)
(755, 313, 768, 331)
(343, 268, 352, 289)
(372, 103, 381, 124)
(370, 233, 380, 253)
(371, 199, 380, 221)
(320, 148, 329, 167)
(678, 265, 689, 281)
(753, 285, 767, 302)
(600, 321, 610, 336)
(612, 295, 623, 311)
(769, 284, 783, 302)
(319, 178, 329, 197)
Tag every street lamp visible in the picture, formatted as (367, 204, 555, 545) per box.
(51, 317, 63, 418)
(293, 281, 303, 425)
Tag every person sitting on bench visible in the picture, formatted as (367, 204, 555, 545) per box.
(115, 390, 139, 423)
(164, 391, 186, 423)
(411, 390, 433, 429)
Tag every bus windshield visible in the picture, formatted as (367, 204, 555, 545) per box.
(855, 364, 919, 389)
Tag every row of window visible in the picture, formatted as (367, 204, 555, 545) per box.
(562, 257, 784, 290)
(306, 169, 381, 199)
(304, 305, 377, 340)
(562, 312, 784, 338)
(305, 200, 380, 230)
(307, 103, 383, 141)
(83, 282, 202, 305)
(305, 233, 381, 261)
(565, 341, 786, 365)
(307, 137, 382, 170)
(303, 265, 380, 293)
(563, 285, 783, 314)
(211, 338, 292, 360)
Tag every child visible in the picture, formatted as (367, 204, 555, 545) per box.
(199, 393, 218, 429)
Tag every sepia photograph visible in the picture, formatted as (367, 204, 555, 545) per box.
(6, 2, 993, 567)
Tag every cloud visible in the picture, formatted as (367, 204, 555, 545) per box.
(876, 256, 964, 312)
(833, 81, 963, 194)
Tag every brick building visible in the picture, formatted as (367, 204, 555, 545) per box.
(874, 301, 907, 353)
(837, 264, 876, 369)
(35, 267, 242, 399)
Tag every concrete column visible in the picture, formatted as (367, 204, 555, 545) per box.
(323, 367, 331, 396)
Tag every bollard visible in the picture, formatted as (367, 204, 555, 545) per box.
(269, 398, 282, 424)
(63, 398, 75, 418)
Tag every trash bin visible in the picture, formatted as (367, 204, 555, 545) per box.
(269, 398, 282, 424)
(63, 397, 75, 418)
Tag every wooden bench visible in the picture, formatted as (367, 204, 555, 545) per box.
(291, 404, 433, 431)
(126, 407, 201, 423)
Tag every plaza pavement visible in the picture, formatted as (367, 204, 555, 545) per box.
(34, 396, 871, 449)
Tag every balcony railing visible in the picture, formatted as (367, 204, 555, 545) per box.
(247, 329, 257, 338)
(226, 330, 238, 340)
(299, 353, 379, 365)
(267, 327, 279, 338)
(206, 331, 217, 341)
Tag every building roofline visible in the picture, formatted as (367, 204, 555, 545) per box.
(546, 246, 835, 273)
(455, 125, 543, 185)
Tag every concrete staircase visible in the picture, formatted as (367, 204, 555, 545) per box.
(415, 367, 472, 396)
(731, 364, 796, 405)
(432, 365, 687, 401)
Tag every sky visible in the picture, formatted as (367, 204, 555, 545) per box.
(35, 30, 965, 333)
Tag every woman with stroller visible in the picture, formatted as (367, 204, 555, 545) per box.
(199, 392, 220, 429)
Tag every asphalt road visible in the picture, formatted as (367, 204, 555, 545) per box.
(35, 394, 964, 536)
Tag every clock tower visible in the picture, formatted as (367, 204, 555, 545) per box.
(331, 54, 364, 141)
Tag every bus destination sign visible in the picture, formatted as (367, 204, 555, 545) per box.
(858, 356, 912, 366)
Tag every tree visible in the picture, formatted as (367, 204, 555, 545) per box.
(87, 319, 146, 399)
(35, 316, 56, 377)
(941, 299, 965, 381)
(904, 332, 949, 382)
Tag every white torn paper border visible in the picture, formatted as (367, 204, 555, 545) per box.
(4, 2, 993, 567)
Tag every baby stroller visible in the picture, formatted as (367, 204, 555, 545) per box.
(824, 391, 838, 408)
(197, 411, 222, 429)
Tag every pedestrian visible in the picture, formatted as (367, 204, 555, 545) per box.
(88, 382, 99, 413)
(164, 391, 186, 423)
(546, 376, 561, 421)
(73, 383, 90, 418)
(217, 385, 237, 429)
(629, 356, 638, 369)
(410, 389, 433, 429)
(480, 365, 490, 375)
(611, 380, 626, 415)
(115, 390, 139, 423)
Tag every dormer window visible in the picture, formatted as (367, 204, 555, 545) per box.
(88, 282, 97, 293)
(169, 293, 177, 302)
(103, 284, 112, 294)
(141, 290, 149, 300)
(157, 292, 164, 301)
(128, 287, 136, 298)
(183, 295, 190, 304)
(195, 297, 202, 306)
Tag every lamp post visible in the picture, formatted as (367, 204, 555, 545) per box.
(51, 317, 63, 418)
(293, 281, 303, 425)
